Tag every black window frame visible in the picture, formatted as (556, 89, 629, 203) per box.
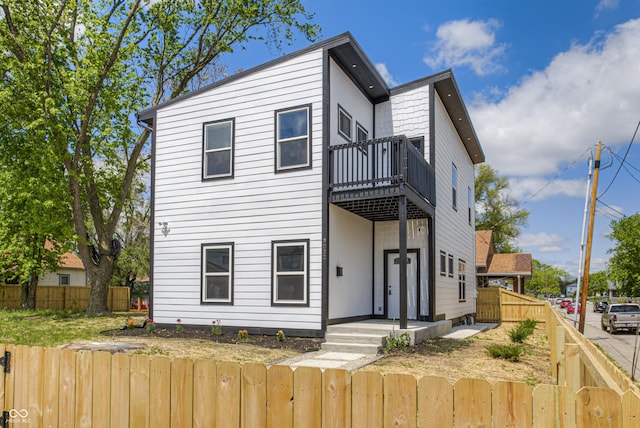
(448, 253, 454, 278)
(274, 104, 312, 172)
(201, 243, 234, 305)
(468, 186, 472, 225)
(452, 163, 458, 210)
(202, 118, 235, 180)
(58, 274, 70, 286)
(338, 104, 352, 142)
(458, 259, 466, 301)
(271, 239, 310, 306)
(439, 251, 447, 276)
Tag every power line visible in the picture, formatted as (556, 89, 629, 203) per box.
(598, 119, 640, 198)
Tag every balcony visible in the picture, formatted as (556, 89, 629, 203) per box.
(328, 136, 436, 221)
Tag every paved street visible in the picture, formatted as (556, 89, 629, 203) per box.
(555, 300, 640, 379)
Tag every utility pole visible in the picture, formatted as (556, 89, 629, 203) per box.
(579, 141, 602, 334)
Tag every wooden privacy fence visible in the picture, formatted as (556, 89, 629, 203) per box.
(1, 343, 640, 428)
(0, 285, 130, 311)
(476, 288, 546, 323)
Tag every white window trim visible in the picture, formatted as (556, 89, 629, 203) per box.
(202, 243, 233, 304)
(203, 119, 234, 179)
(272, 240, 309, 305)
(448, 253, 454, 278)
(439, 251, 447, 276)
(276, 106, 311, 171)
(338, 105, 352, 141)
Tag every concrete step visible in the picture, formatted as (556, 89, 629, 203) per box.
(326, 324, 399, 336)
(324, 332, 387, 346)
(321, 342, 381, 354)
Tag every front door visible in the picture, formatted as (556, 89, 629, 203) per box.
(386, 251, 418, 319)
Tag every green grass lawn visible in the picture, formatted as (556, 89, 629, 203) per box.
(0, 309, 145, 348)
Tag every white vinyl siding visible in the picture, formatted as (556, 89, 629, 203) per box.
(433, 92, 476, 320)
(152, 49, 324, 330)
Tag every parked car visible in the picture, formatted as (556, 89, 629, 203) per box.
(567, 303, 581, 314)
(593, 300, 609, 313)
(601, 303, 640, 334)
(560, 299, 572, 309)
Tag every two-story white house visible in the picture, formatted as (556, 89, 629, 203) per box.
(138, 32, 484, 337)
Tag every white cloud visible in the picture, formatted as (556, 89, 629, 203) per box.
(518, 232, 566, 249)
(375, 62, 398, 87)
(596, 0, 619, 15)
(424, 19, 506, 75)
(509, 177, 587, 201)
(470, 18, 640, 178)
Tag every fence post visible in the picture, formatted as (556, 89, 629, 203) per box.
(555, 326, 565, 386)
(565, 344, 581, 392)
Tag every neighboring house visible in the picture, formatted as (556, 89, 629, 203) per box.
(476, 230, 531, 294)
(38, 251, 87, 286)
(138, 32, 485, 336)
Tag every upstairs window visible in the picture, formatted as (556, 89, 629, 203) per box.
(448, 253, 454, 278)
(276, 105, 311, 171)
(338, 105, 352, 141)
(203, 119, 234, 179)
(452, 163, 458, 210)
(356, 122, 368, 142)
(439, 251, 447, 276)
(468, 187, 472, 225)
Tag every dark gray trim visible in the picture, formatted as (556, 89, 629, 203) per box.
(321, 49, 330, 331)
(274, 104, 313, 173)
(427, 217, 435, 321)
(202, 118, 235, 181)
(200, 242, 235, 305)
(148, 111, 158, 320)
(428, 84, 436, 169)
(382, 249, 420, 321)
(138, 32, 390, 121)
(439, 250, 447, 276)
(327, 314, 372, 325)
(356, 121, 368, 142)
(391, 69, 484, 165)
(271, 239, 311, 307)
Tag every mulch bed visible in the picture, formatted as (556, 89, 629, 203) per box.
(105, 325, 323, 352)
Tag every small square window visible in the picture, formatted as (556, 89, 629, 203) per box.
(276, 106, 311, 171)
(202, 243, 233, 304)
(59, 274, 70, 286)
(272, 241, 309, 305)
(203, 119, 234, 179)
(338, 105, 352, 141)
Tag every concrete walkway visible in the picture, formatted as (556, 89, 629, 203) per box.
(273, 322, 497, 371)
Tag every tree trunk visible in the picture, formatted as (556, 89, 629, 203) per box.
(86, 256, 115, 316)
(20, 271, 38, 309)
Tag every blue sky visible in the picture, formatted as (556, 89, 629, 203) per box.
(221, 0, 640, 277)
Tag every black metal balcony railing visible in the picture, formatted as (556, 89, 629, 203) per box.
(328, 136, 435, 205)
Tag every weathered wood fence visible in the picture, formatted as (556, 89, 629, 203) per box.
(1, 342, 639, 427)
(0, 285, 130, 311)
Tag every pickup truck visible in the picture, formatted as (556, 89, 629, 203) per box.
(601, 303, 640, 334)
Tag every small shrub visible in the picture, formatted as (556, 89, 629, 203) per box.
(276, 330, 286, 342)
(508, 325, 529, 343)
(211, 320, 222, 336)
(384, 331, 411, 353)
(176, 319, 183, 333)
(486, 344, 523, 362)
(145, 319, 156, 334)
(126, 320, 135, 330)
(520, 318, 538, 333)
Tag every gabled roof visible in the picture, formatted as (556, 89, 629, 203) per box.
(137, 33, 484, 163)
(59, 251, 85, 270)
